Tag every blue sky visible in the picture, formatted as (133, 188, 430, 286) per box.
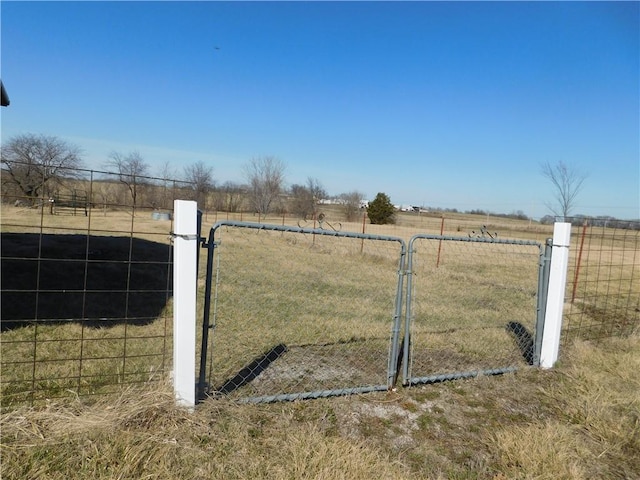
(1, 1, 638, 219)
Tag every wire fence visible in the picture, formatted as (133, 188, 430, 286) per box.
(1, 164, 194, 410)
(358, 216, 639, 346)
(1, 161, 637, 408)
(562, 219, 640, 343)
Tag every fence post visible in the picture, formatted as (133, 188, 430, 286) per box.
(570, 220, 588, 303)
(533, 239, 552, 366)
(436, 215, 445, 267)
(173, 200, 198, 408)
(539, 222, 571, 369)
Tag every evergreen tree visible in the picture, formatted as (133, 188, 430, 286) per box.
(367, 192, 395, 224)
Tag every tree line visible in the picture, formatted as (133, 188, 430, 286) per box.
(4, 133, 610, 226)
(0, 133, 373, 221)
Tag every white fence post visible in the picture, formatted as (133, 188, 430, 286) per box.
(172, 200, 197, 408)
(540, 222, 572, 369)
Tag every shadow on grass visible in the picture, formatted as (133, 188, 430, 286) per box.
(1, 233, 172, 331)
(506, 321, 534, 365)
(214, 344, 288, 395)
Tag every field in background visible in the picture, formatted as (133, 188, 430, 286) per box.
(203, 203, 639, 348)
(205, 203, 555, 243)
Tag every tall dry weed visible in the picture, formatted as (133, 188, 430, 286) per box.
(490, 335, 640, 479)
(0, 381, 411, 479)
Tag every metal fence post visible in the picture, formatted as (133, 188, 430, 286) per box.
(533, 239, 552, 366)
(196, 209, 203, 275)
(401, 238, 416, 386)
(173, 200, 198, 408)
(197, 229, 217, 403)
(540, 222, 571, 369)
(387, 244, 407, 389)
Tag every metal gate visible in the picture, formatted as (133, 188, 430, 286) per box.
(196, 222, 550, 404)
(401, 234, 549, 386)
(197, 221, 407, 403)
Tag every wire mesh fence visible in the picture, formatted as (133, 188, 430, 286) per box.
(563, 219, 640, 343)
(402, 235, 544, 386)
(1, 163, 194, 410)
(198, 222, 406, 403)
(2, 160, 637, 408)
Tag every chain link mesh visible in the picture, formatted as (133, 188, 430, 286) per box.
(404, 237, 542, 385)
(200, 223, 405, 402)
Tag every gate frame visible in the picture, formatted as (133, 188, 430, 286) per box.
(400, 233, 549, 387)
(196, 220, 408, 403)
(176, 217, 568, 406)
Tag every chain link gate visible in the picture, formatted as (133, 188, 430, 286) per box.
(401, 234, 549, 386)
(197, 221, 407, 403)
(196, 222, 551, 404)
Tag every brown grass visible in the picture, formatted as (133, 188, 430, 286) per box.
(2, 203, 639, 478)
(489, 335, 640, 479)
(1, 335, 638, 479)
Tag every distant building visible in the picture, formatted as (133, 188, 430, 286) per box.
(396, 204, 420, 212)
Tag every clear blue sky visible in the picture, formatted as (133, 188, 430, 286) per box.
(2, 1, 638, 219)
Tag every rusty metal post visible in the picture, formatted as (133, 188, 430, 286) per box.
(436, 216, 445, 267)
(571, 220, 588, 304)
(361, 211, 367, 253)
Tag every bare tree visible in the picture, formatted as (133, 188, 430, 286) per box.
(541, 161, 587, 221)
(106, 151, 149, 207)
(157, 160, 177, 181)
(93, 179, 119, 214)
(155, 161, 177, 210)
(243, 156, 286, 218)
(1, 133, 84, 204)
(290, 177, 326, 219)
(183, 161, 214, 210)
(213, 181, 245, 212)
(339, 190, 365, 222)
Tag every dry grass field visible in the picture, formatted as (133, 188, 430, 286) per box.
(1, 334, 638, 479)
(1, 203, 639, 478)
